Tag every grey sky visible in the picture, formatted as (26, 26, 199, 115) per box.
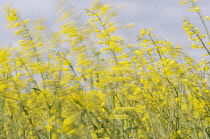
(1, 0, 210, 59)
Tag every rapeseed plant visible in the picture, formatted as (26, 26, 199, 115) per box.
(0, 0, 209, 138)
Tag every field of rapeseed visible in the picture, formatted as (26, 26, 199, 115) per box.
(0, 0, 210, 138)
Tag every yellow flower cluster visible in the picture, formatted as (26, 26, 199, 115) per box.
(0, 0, 210, 138)
(182, 0, 210, 55)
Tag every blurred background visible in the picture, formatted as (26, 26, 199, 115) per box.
(1, 0, 210, 60)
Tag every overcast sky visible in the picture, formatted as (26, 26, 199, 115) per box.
(1, 0, 210, 59)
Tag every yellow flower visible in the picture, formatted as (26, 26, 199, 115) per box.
(180, 1, 188, 6)
(45, 125, 52, 132)
(206, 16, 210, 20)
(200, 34, 205, 38)
(191, 43, 198, 49)
(177, 130, 181, 134)
(189, 6, 200, 12)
